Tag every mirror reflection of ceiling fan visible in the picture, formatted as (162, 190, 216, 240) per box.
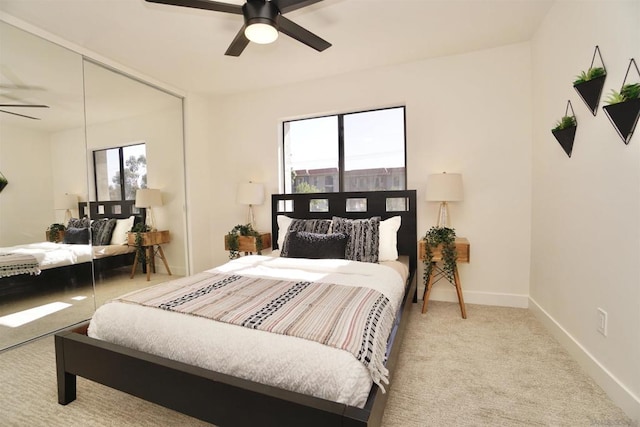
(146, 0, 331, 57)
(0, 80, 49, 120)
(0, 102, 50, 120)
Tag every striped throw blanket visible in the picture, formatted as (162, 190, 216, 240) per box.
(116, 271, 395, 390)
(0, 252, 41, 278)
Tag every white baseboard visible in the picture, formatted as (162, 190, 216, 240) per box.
(425, 287, 529, 308)
(529, 297, 640, 423)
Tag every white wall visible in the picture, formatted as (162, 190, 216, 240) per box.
(0, 124, 54, 245)
(50, 126, 87, 223)
(530, 0, 640, 420)
(198, 42, 533, 307)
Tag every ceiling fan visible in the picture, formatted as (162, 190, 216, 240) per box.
(146, 0, 331, 56)
(0, 103, 49, 120)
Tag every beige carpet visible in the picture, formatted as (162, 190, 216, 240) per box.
(0, 301, 632, 426)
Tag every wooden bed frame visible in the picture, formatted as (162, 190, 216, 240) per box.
(0, 201, 145, 300)
(55, 190, 417, 427)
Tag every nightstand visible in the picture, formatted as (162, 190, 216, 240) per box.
(224, 232, 271, 255)
(46, 230, 65, 243)
(128, 230, 172, 281)
(419, 237, 470, 318)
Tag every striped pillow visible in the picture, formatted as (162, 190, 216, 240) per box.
(331, 216, 380, 263)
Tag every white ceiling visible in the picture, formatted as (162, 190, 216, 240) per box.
(0, 0, 554, 96)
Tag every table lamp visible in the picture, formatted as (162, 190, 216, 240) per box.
(426, 172, 463, 227)
(135, 188, 163, 231)
(237, 182, 264, 229)
(55, 193, 78, 224)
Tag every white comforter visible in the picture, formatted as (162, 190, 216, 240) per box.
(88, 255, 406, 408)
(0, 242, 92, 270)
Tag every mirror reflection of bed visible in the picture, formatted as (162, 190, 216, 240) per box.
(0, 201, 161, 350)
(0, 20, 188, 351)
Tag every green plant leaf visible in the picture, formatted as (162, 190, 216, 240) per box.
(422, 226, 457, 286)
(552, 115, 576, 131)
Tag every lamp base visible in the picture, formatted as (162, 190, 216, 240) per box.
(436, 202, 450, 228)
(247, 205, 256, 229)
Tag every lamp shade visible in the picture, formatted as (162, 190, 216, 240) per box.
(237, 182, 265, 205)
(55, 193, 78, 210)
(135, 188, 162, 208)
(426, 173, 463, 202)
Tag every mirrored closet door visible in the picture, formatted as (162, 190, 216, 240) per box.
(0, 21, 93, 350)
(82, 60, 187, 307)
(0, 20, 189, 351)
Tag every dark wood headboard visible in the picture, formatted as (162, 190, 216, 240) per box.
(271, 190, 417, 274)
(78, 200, 146, 226)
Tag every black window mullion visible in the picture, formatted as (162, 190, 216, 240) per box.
(338, 114, 344, 192)
(119, 148, 126, 200)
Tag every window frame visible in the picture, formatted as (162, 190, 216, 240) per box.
(93, 142, 146, 202)
(282, 106, 407, 193)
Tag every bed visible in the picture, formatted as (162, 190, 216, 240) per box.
(0, 200, 145, 299)
(55, 190, 417, 427)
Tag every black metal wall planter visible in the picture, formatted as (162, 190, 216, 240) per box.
(551, 100, 577, 158)
(573, 46, 607, 116)
(0, 171, 7, 193)
(602, 58, 640, 145)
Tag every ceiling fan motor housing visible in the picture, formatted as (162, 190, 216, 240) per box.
(243, 0, 279, 29)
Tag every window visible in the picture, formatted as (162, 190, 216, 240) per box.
(94, 143, 147, 201)
(283, 107, 406, 193)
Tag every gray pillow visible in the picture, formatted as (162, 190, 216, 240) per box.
(331, 216, 381, 263)
(280, 218, 332, 256)
(282, 231, 348, 260)
(98, 218, 117, 245)
(90, 219, 107, 245)
(67, 217, 90, 229)
(63, 227, 90, 244)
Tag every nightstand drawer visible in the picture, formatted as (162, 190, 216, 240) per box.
(419, 237, 470, 263)
(127, 230, 170, 246)
(224, 233, 271, 253)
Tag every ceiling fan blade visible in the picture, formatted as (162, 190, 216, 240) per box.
(0, 84, 46, 91)
(145, 0, 242, 14)
(0, 109, 40, 120)
(278, 16, 331, 52)
(272, 0, 323, 14)
(225, 25, 250, 57)
(0, 104, 49, 108)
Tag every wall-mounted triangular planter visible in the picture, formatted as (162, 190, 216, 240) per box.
(552, 125, 577, 157)
(573, 46, 607, 116)
(0, 172, 7, 194)
(603, 98, 640, 145)
(574, 74, 606, 116)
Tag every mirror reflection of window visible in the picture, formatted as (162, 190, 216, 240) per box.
(94, 143, 147, 201)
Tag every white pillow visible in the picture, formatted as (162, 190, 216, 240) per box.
(276, 215, 293, 249)
(378, 216, 401, 261)
(110, 216, 135, 245)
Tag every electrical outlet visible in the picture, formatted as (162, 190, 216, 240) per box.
(597, 308, 608, 336)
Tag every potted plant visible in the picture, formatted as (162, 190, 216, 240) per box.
(573, 66, 607, 116)
(603, 81, 640, 145)
(551, 106, 577, 158)
(0, 172, 7, 193)
(131, 222, 151, 266)
(46, 223, 66, 242)
(422, 226, 457, 288)
(225, 224, 264, 260)
(602, 58, 640, 145)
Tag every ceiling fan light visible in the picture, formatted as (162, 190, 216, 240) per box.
(245, 22, 278, 44)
